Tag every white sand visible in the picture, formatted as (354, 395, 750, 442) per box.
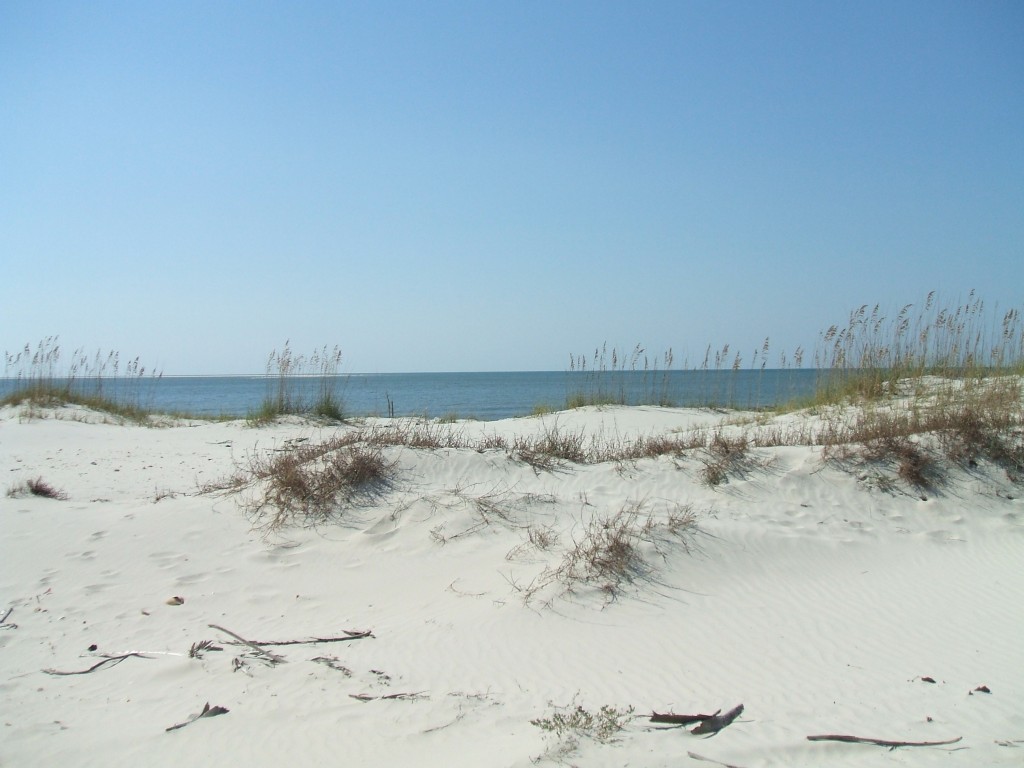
(2, 404, 1023, 767)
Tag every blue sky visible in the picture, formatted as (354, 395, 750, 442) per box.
(2, 1, 1021, 374)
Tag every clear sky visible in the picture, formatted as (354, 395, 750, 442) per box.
(2, 1, 1022, 374)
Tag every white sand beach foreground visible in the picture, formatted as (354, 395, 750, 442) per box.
(2, 404, 1023, 767)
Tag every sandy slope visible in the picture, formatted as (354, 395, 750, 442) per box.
(1, 404, 1022, 767)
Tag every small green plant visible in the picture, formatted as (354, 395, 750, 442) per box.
(531, 701, 635, 744)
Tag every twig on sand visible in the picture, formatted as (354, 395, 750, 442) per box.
(208, 624, 286, 664)
(350, 691, 428, 702)
(43, 653, 151, 676)
(688, 751, 748, 768)
(691, 704, 745, 736)
(215, 629, 374, 647)
(166, 702, 230, 732)
(0, 607, 16, 629)
(807, 734, 963, 750)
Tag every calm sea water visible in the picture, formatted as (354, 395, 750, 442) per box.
(0, 369, 821, 421)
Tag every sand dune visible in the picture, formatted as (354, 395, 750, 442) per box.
(2, 404, 1022, 767)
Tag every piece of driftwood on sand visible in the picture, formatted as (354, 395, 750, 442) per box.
(649, 703, 744, 735)
(807, 734, 963, 749)
(650, 710, 720, 726)
(691, 704, 745, 735)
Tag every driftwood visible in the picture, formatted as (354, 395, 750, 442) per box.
(43, 653, 150, 676)
(652, 710, 720, 726)
(650, 704, 744, 736)
(692, 704, 745, 736)
(208, 624, 286, 664)
(807, 734, 963, 749)
(166, 702, 229, 732)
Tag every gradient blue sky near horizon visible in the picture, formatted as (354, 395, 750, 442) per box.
(2, 1, 1022, 375)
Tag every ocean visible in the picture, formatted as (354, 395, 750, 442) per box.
(0, 369, 821, 421)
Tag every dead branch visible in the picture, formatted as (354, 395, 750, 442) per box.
(214, 629, 373, 647)
(349, 691, 427, 702)
(807, 734, 963, 749)
(208, 624, 286, 664)
(166, 702, 229, 732)
(652, 710, 720, 726)
(43, 653, 150, 676)
(692, 704, 744, 735)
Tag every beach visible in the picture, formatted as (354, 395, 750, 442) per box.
(2, 403, 1022, 767)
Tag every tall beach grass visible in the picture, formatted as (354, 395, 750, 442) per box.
(562, 291, 1022, 413)
(1, 337, 162, 421)
(805, 290, 1023, 406)
(248, 341, 346, 423)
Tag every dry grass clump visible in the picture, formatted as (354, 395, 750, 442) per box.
(360, 420, 471, 450)
(338, 419, 510, 452)
(351, 419, 727, 470)
(600, 431, 708, 462)
(525, 522, 559, 551)
(512, 423, 589, 468)
(513, 501, 697, 603)
(814, 376, 1024, 487)
(227, 437, 395, 530)
(7, 477, 69, 500)
(822, 432, 937, 494)
(861, 436, 934, 489)
(933, 383, 1024, 478)
(699, 430, 753, 487)
(426, 484, 557, 544)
